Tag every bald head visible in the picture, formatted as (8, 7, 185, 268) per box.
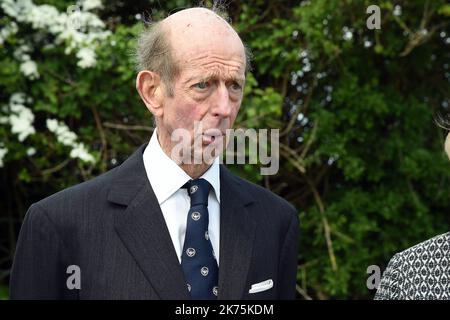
(161, 8, 247, 73)
(162, 7, 234, 32)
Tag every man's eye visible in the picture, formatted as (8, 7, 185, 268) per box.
(231, 82, 242, 91)
(194, 81, 209, 90)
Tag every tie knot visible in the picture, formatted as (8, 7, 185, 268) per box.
(183, 178, 211, 206)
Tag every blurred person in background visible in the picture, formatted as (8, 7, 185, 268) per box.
(375, 118, 450, 300)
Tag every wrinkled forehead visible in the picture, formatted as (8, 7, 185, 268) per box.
(175, 39, 245, 69)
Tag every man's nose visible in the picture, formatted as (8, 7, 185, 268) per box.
(211, 84, 232, 118)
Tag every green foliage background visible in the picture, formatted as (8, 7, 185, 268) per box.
(0, 0, 449, 299)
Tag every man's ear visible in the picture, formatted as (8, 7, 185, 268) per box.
(136, 70, 165, 117)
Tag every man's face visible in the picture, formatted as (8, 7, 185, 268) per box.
(157, 28, 246, 156)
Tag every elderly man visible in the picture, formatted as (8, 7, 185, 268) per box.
(9, 7, 299, 300)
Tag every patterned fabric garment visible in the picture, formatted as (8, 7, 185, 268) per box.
(375, 232, 450, 300)
(181, 178, 219, 299)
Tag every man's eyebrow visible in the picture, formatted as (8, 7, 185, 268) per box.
(183, 75, 245, 85)
(229, 76, 246, 84)
(182, 75, 211, 85)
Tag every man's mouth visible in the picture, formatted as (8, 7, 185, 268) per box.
(201, 129, 224, 145)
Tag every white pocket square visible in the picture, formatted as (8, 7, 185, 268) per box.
(248, 279, 273, 294)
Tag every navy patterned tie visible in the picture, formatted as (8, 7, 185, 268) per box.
(181, 178, 219, 299)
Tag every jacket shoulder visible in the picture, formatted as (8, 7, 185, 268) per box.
(35, 165, 120, 211)
(375, 232, 450, 300)
(397, 231, 450, 259)
(229, 170, 298, 220)
(35, 144, 147, 213)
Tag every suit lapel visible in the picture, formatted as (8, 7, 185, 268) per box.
(217, 165, 257, 300)
(108, 144, 189, 299)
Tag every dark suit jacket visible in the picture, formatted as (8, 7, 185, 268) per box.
(10, 143, 299, 299)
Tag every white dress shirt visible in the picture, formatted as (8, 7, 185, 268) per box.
(142, 129, 221, 265)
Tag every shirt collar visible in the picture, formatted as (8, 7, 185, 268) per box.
(143, 128, 221, 205)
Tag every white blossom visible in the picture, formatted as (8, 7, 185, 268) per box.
(342, 26, 353, 41)
(1, 0, 110, 69)
(20, 60, 39, 79)
(10, 112, 35, 142)
(27, 4, 60, 29)
(45, 118, 58, 132)
(393, 5, 402, 17)
(46, 118, 96, 163)
(0, 0, 30, 22)
(10, 92, 27, 105)
(46, 119, 77, 146)
(76, 47, 96, 69)
(3, 93, 36, 142)
(0, 21, 18, 45)
(0, 146, 8, 167)
(70, 143, 95, 163)
(27, 147, 36, 156)
(81, 0, 103, 12)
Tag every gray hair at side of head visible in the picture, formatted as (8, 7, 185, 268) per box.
(135, 21, 177, 97)
(134, 6, 253, 98)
